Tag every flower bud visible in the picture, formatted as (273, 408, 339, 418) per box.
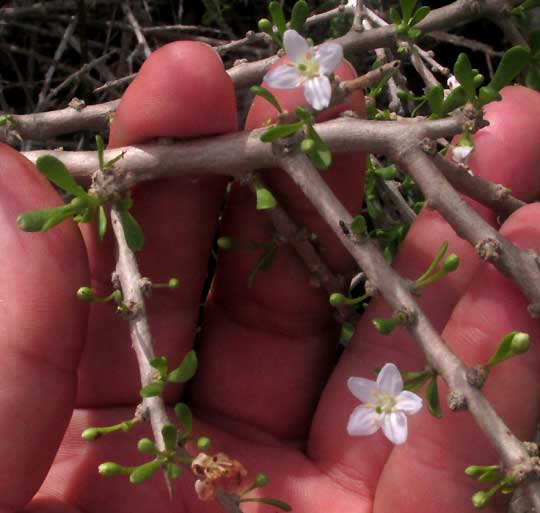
(217, 237, 233, 250)
(301, 138, 315, 153)
(98, 462, 128, 476)
(255, 473, 269, 487)
(197, 437, 211, 450)
(77, 287, 94, 302)
(137, 438, 157, 454)
(168, 278, 180, 289)
(81, 428, 100, 441)
(329, 293, 346, 306)
(258, 18, 273, 34)
(471, 491, 488, 508)
(442, 254, 460, 273)
(510, 332, 530, 354)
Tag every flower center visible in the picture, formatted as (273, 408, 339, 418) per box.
(297, 52, 320, 77)
(375, 393, 396, 414)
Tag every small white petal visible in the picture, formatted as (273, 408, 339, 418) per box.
(264, 65, 302, 89)
(283, 30, 310, 63)
(447, 75, 460, 90)
(377, 363, 403, 396)
(452, 145, 474, 164)
(304, 75, 332, 110)
(396, 390, 423, 415)
(315, 43, 343, 74)
(347, 406, 381, 436)
(347, 377, 378, 403)
(381, 411, 408, 444)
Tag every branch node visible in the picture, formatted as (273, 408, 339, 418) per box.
(524, 442, 540, 457)
(364, 279, 379, 298)
(466, 364, 489, 388)
(139, 277, 153, 297)
(419, 138, 437, 155)
(508, 458, 540, 485)
(475, 237, 501, 262)
(396, 306, 417, 326)
(135, 403, 150, 422)
(447, 390, 468, 411)
(68, 97, 86, 111)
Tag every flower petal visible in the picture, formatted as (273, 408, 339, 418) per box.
(283, 30, 310, 63)
(377, 363, 403, 395)
(303, 75, 331, 110)
(347, 377, 378, 403)
(452, 145, 474, 164)
(347, 406, 381, 436)
(315, 43, 343, 74)
(396, 390, 423, 415)
(264, 65, 302, 89)
(381, 411, 408, 444)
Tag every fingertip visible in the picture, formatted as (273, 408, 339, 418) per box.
(109, 41, 238, 147)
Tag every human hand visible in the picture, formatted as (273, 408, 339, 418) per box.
(1, 41, 539, 513)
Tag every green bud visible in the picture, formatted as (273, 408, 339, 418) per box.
(98, 462, 129, 476)
(168, 277, 180, 289)
(77, 287, 94, 301)
(129, 459, 164, 484)
(471, 491, 489, 508)
(70, 196, 88, 211)
(373, 316, 402, 335)
(258, 18, 273, 34)
(301, 138, 315, 153)
(510, 332, 530, 354)
(442, 254, 460, 273)
(329, 293, 346, 306)
(197, 436, 211, 450)
(217, 236, 233, 250)
(137, 438, 157, 454)
(465, 465, 484, 476)
(350, 215, 367, 236)
(255, 473, 269, 487)
(81, 428, 101, 441)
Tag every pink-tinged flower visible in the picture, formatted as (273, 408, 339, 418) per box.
(263, 29, 343, 111)
(347, 363, 423, 444)
(452, 145, 474, 165)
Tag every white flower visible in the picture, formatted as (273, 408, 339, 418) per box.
(452, 145, 474, 165)
(446, 75, 460, 90)
(263, 30, 343, 111)
(347, 363, 423, 444)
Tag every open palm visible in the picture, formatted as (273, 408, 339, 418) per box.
(1, 42, 539, 513)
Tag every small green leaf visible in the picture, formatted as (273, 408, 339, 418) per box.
(161, 424, 178, 453)
(167, 462, 181, 480)
(374, 164, 397, 180)
(118, 209, 145, 252)
(488, 46, 531, 92)
(526, 65, 540, 90)
(174, 403, 193, 437)
(426, 376, 442, 418)
(369, 70, 397, 98)
(98, 205, 107, 241)
(403, 371, 431, 392)
(478, 86, 502, 105)
(140, 381, 166, 398)
(260, 121, 304, 143)
(17, 204, 74, 232)
(426, 85, 444, 118)
(410, 5, 430, 26)
(389, 6, 401, 25)
(340, 322, 355, 344)
(487, 331, 523, 366)
(96, 135, 105, 171)
(290, 0, 309, 32)
(530, 30, 540, 54)
(454, 53, 477, 101)
(399, 0, 417, 24)
(441, 86, 468, 116)
(350, 215, 367, 235)
(129, 459, 164, 484)
(167, 350, 198, 383)
(239, 498, 292, 512)
(248, 245, 278, 288)
(250, 85, 282, 113)
(305, 124, 332, 169)
(269, 1, 287, 35)
(150, 356, 168, 379)
(254, 182, 277, 210)
(103, 150, 125, 172)
(407, 27, 422, 39)
(36, 155, 88, 198)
